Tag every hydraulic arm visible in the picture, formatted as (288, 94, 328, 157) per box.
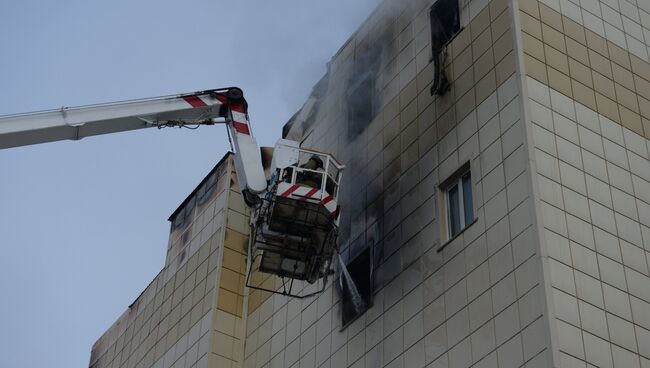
(0, 88, 267, 197)
(0, 87, 344, 297)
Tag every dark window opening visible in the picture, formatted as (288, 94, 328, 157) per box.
(340, 247, 373, 327)
(430, 0, 460, 95)
(347, 71, 376, 138)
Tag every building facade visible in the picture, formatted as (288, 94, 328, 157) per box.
(90, 0, 650, 367)
(89, 154, 251, 368)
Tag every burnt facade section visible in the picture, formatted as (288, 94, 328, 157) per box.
(430, 0, 460, 95)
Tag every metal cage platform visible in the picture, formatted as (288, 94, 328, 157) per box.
(245, 196, 339, 298)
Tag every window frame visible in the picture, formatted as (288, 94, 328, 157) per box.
(339, 246, 374, 329)
(429, 0, 461, 95)
(439, 162, 476, 245)
(445, 171, 473, 238)
(346, 70, 376, 137)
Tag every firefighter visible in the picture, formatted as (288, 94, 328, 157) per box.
(297, 155, 324, 188)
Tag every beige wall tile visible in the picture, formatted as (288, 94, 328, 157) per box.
(592, 71, 616, 100)
(474, 49, 495, 81)
(217, 281, 239, 309)
(631, 55, 650, 82)
(639, 96, 650, 120)
(222, 248, 244, 273)
(456, 89, 476, 121)
(545, 44, 569, 75)
(470, 6, 491, 40)
(612, 63, 635, 91)
(572, 79, 597, 111)
(496, 52, 516, 85)
(643, 118, 650, 139)
(619, 106, 644, 136)
(542, 23, 566, 53)
(519, 0, 540, 18)
(437, 107, 456, 137)
(452, 46, 473, 81)
(521, 11, 543, 40)
(475, 70, 497, 104)
(494, 29, 513, 63)
(523, 32, 545, 62)
(224, 229, 248, 252)
(569, 58, 593, 88)
(607, 42, 631, 70)
(417, 62, 435, 92)
(525, 54, 548, 84)
(547, 66, 572, 97)
(563, 16, 586, 45)
(634, 75, 650, 101)
(539, 3, 563, 31)
(615, 84, 639, 113)
(589, 50, 613, 79)
(248, 290, 260, 312)
(566, 38, 589, 66)
(436, 85, 456, 116)
(455, 67, 475, 98)
(491, 0, 509, 20)
(491, 10, 511, 40)
(451, 29, 471, 59)
(585, 29, 609, 57)
(220, 268, 243, 295)
(595, 92, 621, 122)
(472, 31, 493, 61)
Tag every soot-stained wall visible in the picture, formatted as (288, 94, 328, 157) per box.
(242, 0, 551, 367)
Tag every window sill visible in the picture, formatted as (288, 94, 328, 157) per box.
(437, 217, 478, 253)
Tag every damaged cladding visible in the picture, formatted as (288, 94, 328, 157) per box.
(336, 0, 463, 328)
(334, 17, 398, 327)
(339, 246, 373, 327)
(346, 44, 381, 139)
(430, 0, 460, 95)
(277, 0, 463, 328)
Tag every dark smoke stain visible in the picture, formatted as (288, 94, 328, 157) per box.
(282, 72, 330, 140)
(345, 39, 382, 140)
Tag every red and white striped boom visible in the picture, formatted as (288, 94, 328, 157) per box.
(0, 87, 267, 196)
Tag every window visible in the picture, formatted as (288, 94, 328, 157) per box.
(347, 71, 376, 137)
(340, 247, 373, 327)
(346, 40, 380, 139)
(441, 164, 474, 239)
(429, 0, 460, 95)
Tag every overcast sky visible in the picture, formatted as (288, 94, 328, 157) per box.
(0, 1, 380, 367)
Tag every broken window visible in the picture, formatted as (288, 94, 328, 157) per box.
(346, 39, 381, 139)
(430, 0, 460, 95)
(347, 71, 376, 138)
(340, 247, 373, 327)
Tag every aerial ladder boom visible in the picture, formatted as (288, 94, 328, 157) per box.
(0, 88, 267, 196)
(0, 87, 344, 298)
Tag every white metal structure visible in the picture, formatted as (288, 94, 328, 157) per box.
(0, 87, 343, 296)
(0, 88, 267, 197)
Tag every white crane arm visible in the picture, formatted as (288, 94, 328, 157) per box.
(0, 87, 267, 196)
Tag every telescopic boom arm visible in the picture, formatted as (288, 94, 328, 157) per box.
(0, 87, 267, 197)
(0, 87, 347, 292)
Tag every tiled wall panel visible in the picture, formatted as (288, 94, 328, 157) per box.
(89, 157, 237, 368)
(527, 71, 650, 366)
(520, 0, 650, 139)
(532, 0, 650, 62)
(244, 0, 550, 367)
(520, 0, 650, 365)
